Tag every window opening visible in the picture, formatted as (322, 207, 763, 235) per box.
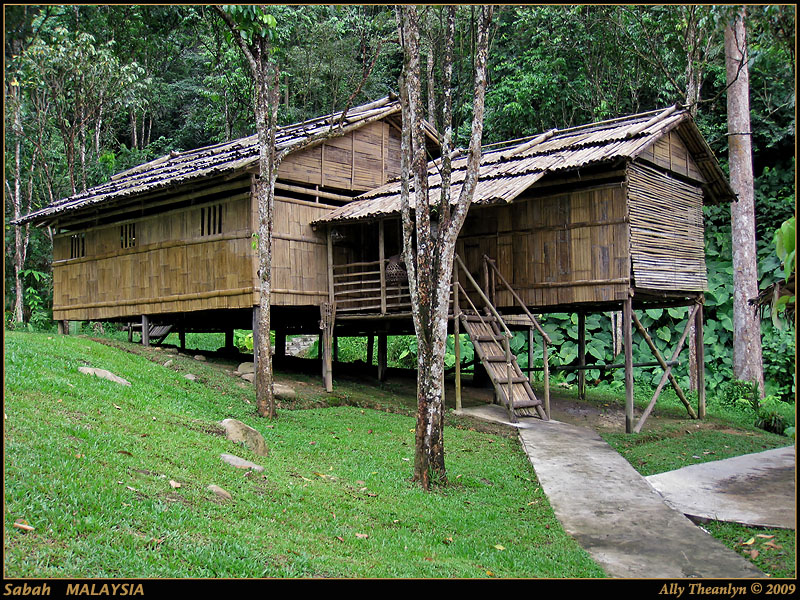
(120, 223, 136, 249)
(70, 233, 86, 259)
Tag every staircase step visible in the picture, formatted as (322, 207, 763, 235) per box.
(513, 398, 542, 409)
(483, 355, 509, 362)
(495, 377, 531, 384)
(474, 335, 505, 343)
(462, 314, 497, 323)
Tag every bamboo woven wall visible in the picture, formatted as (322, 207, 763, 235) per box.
(457, 183, 631, 310)
(52, 193, 255, 321)
(268, 198, 333, 306)
(627, 162, 707, 291)
(277, 121, 401, 192)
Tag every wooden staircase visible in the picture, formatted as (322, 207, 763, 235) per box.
(125, 321, 173, 345)
(460, 309, 548, 422)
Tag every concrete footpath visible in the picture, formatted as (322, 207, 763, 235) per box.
(459, 405, 795, 578)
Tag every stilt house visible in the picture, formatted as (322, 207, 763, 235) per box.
(312, 105, 735, 432)
(18, 100, 733, 433)
(16, 95, 438, 345)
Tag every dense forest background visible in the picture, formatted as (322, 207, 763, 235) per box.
(3, 6, 795, 412)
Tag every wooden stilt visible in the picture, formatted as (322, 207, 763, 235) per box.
(320, 303, 333, 392)
(543, 340, 550, 419)
(578, 312, 586, 400)
(275, 330, 286, 358)
(252, 307, 260, 372)
(58, 320, 66, 335)
(367, 335, 375, 366)
(695, 300, 706, 419)
(179, 324, 186, 352)
(141, 315, 150, 347)
(453, 267, 462, 412)
(225, 329, 235, 351)
(623, 298, 634, 433)
(333, 335, 339, 363)
(377, 333, 388, 382)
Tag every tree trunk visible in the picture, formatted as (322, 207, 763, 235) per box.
(253, 49, 280, 419)
(725, 8, 764, 394)
(397, 5, 492, 490)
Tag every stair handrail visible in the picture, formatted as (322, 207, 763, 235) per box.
(454, 254, 512, 339)
(482, 254, 551, 419)
(454, 254, 518, 422)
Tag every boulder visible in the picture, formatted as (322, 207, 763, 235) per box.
(221, 418, 269, 457)
(184, 374, 197, 381)
(220, 453, 265, 472)
(274, 383, 297, 400)
(194, 354, 206, 361)
(240, 372, 255, 383)
(78, 367, 131, 386)
(237, 361, 255, 375)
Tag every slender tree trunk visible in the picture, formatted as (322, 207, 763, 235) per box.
(397, 5, 491, 489)
(725, 8, 764, 394)
(253, 48, 280, 419)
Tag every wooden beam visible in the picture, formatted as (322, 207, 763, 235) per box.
(695, 301, 706, 419)
(632, 305, 699, 433)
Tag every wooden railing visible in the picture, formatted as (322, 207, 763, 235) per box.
(332, 259, 412, 315)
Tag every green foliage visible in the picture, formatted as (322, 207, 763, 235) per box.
(716, 379, 795, 436)
(761, 324, 796, 402)
(234, 330, 254, 353)
(774, 216, 796, 281)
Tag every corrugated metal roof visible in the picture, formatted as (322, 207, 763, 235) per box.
(314, 106, 733, 226)
(17, 96, 407, 226)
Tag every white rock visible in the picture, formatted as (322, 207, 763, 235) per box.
(78, 367, 131, 386)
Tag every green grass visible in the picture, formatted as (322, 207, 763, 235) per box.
(3, 331, 604, 578)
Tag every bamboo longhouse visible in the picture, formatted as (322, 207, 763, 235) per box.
(14, 95, 439, 356)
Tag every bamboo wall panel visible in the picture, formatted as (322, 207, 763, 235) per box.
(277, 121, 396, 193)
(627, 163, 707, 291)
(456, 184, 630, 310)
(636, 130, 705, 182)
(52, 194, 254, 320)
(268, 199, 332, 306)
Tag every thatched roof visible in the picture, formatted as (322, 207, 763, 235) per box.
(313, 105, 734, 226)
(17, 95, 417, 227)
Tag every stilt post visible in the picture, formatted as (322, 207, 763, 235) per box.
(695, 300, 706, 419)
(623, 298, 634, 433)
(377, 333, 388, 382)
(578, 311, 586, 400)
(141, 315, 150, 347)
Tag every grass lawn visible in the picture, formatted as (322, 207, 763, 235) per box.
(3, 331, 604, 578)
(4, 330, 795, 579)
